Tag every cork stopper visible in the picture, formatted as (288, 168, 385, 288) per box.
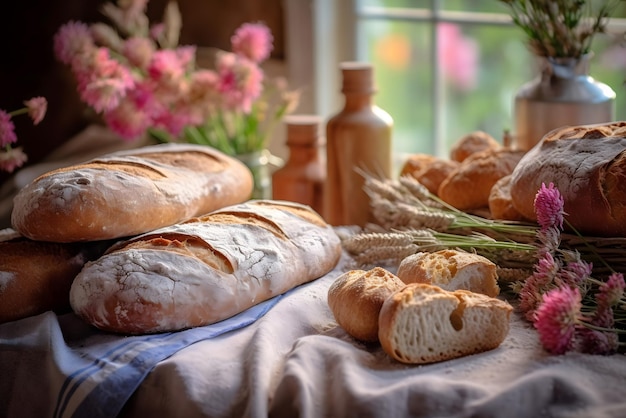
(340, 62, 376, 94)
(285, 115, 324, 146)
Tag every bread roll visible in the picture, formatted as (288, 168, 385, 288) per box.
(438, 148, 525, 210)
(509, 121, 626, 237)
(327, 267, 405, 342)
(70, 200, 341, 334)
(378, 283, 512, 364)
(488, 174, 527, 221)
(11, 143, 253, 242)
(400, 154, 459, 195)
(450, 131, 501, 163)
(0, 229, 111, 324)
(396, 249, 499, 297)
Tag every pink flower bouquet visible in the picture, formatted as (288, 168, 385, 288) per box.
(54, 0, 299, 156)
(0, 97, 48, 173)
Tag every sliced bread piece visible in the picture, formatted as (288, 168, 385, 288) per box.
(328, 267, 405, 342)
(396, 249, 500, 297)
(378, 283, 512, 364)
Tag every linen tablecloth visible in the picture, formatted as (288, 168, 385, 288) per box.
(2, 249, 626, 418)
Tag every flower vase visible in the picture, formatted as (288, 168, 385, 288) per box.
(513, 54, 616, 151)
(235, 149, 283, 200)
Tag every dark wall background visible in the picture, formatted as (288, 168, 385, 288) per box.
(0, 0, 284, 184)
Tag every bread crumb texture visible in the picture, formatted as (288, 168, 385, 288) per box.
(378, 284, 512, 364)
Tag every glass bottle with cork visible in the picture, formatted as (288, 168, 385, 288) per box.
(324, 62, 393, 227)
(272, 115, 326, 215)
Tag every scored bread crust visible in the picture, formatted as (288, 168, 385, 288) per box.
(69, 200, 342, 334)
(327, 267, 405, 342)
(509, 121, 626, 237)
(11, 143, 253, 242)
(396, 249, 500, 297)
(378, 283, 512, 364)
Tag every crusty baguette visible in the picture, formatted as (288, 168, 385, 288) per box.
(509, 121, 626, 237)
(0, 229, 112, 324)
(396, 249, 500, 297)
(378, 283, 512, 364)
(327, 267, 405, 342)
(11, 143, 253, 242)
(70, 200, 342, 334)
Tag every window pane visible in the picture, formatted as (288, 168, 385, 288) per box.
(359, 19, 435, 155)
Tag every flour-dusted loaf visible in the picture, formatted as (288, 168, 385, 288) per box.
(327, 267, 405, 342)
(70, 200, 342, 334)
(11, 143, 253, 242)
(396, 249, 500, 297)
(0, 229, 111, 324)
(509, 121, 626, 237)
(378, 283, 512, 364)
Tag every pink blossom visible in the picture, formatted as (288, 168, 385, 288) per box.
(103, 96, 152, 140)
(76, 48, 136, 113)
(54, 21, 94, 65)
(577, 327, 619, 355)
(0, 146, 27, 173)
(123, 37, 156, 69)
(534, 182, 565, 230)
(148, 49, 187, 87)
(216, 52, 264, 112)
(596, 272, 625, 308)
(437, 23, 478, 91)
(24, 97, 47, 125)
(558, 260, 592, 287)
(187, 69, 220, 120)
(231, 23, 273, 63)
(150, 23, 165, 41)
(0, 110, 17, 147)
(534, 286, 581, 354)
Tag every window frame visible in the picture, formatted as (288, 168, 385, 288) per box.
(283, 0, 626, 156)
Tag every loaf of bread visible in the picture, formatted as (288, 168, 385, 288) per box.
(396, 249, 500, 297)
(488, 174, 527, 221)
(327, 267, 405, 342)
(378, 283, 512, 364)
(450, 131, 501, 163)
(0, 229, 112, 324)
(11, 143, 253, 242)
(70, 200, 342, 334)
(400, 154, 459, 195)
(509, 121, 626, 237)
(438, 148, 525, 210)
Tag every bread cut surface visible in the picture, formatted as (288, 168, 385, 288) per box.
(70, 200, 341, 334)
(11, 143, 253, 242)
(396, 249, 499, 297)
(327, 267, 405, 342)
(378, 283, 512, 364)
(509, 121, 626, 237)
